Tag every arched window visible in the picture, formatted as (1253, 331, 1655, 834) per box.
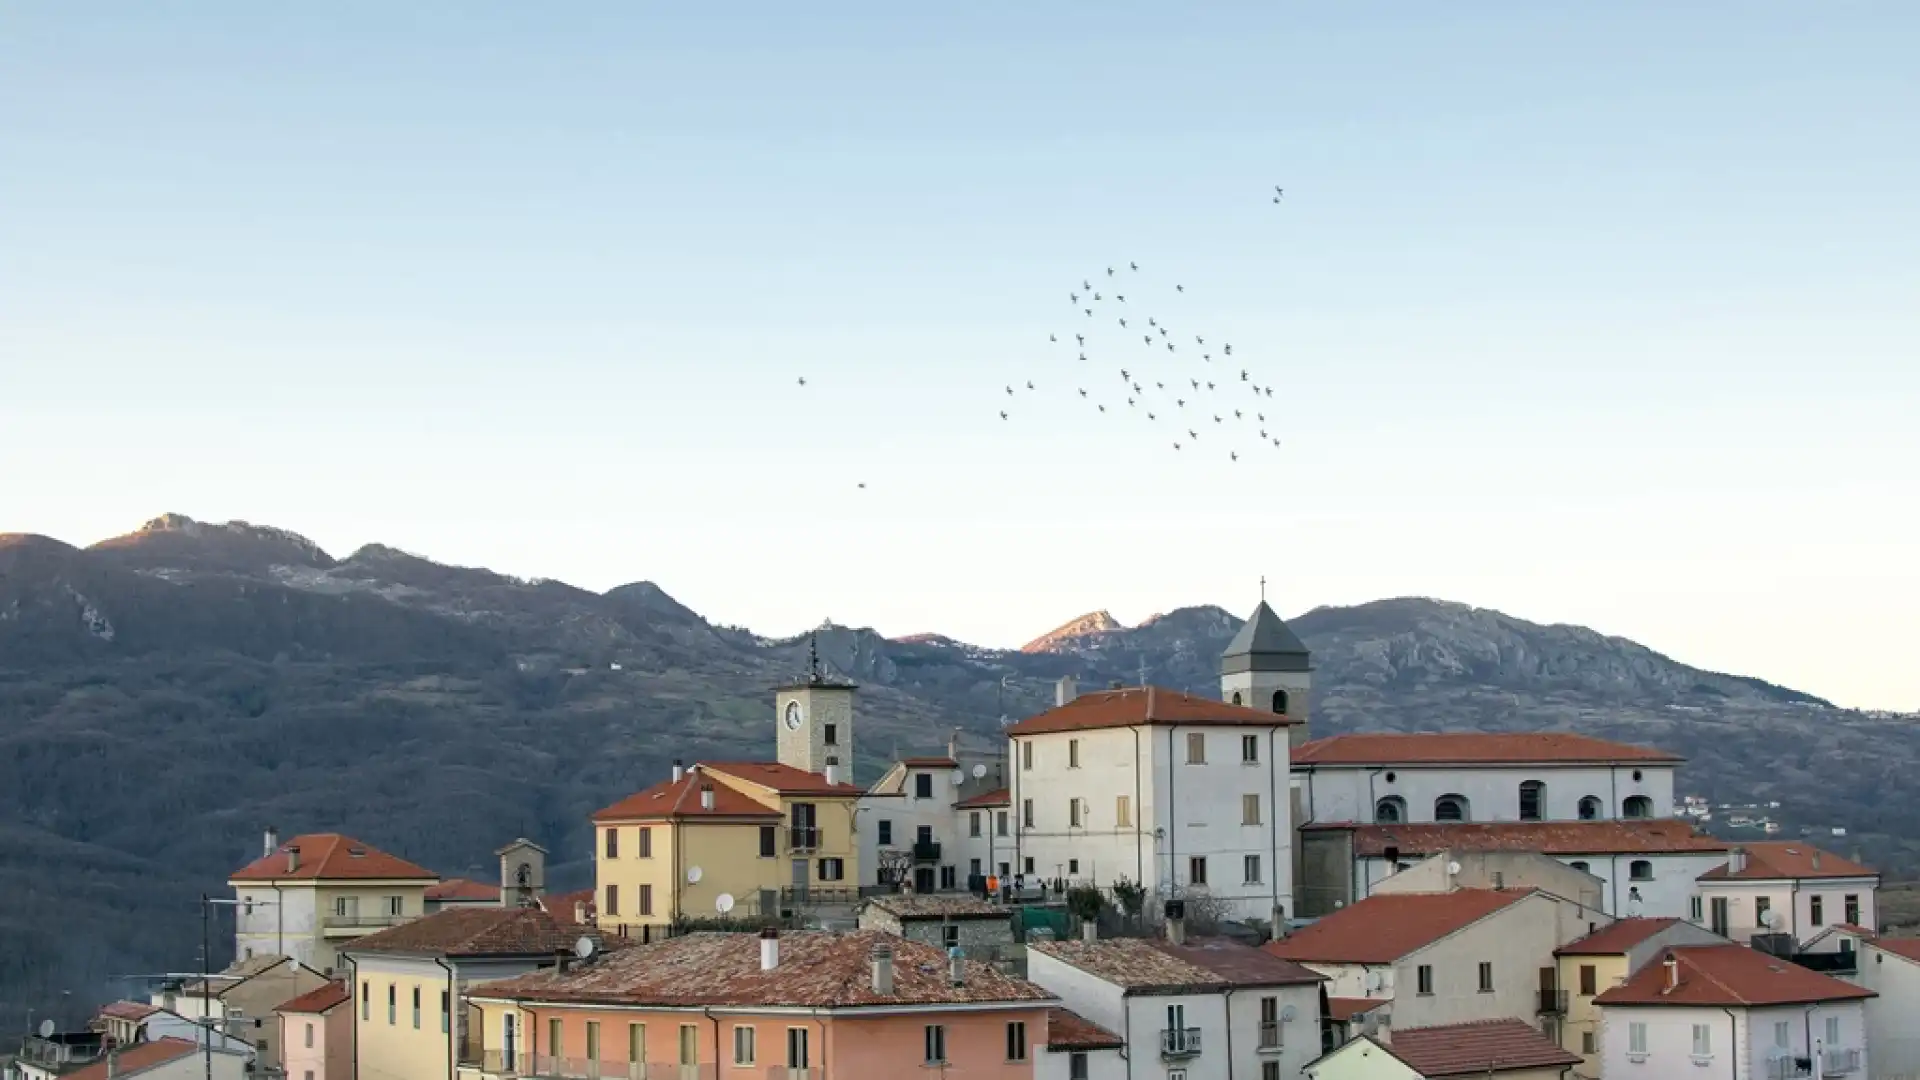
(1519, 780, 1546, 822)
(1623, 796, 1653, 819)
(1578, 796, 1603, 821)
(1434, 794, 1470, 822)
(1375, 796, 1407, 824)
(1629, 860, 1653, 881)
(1272, 690, 1289, 715)
(1230, 692, 1243, 706)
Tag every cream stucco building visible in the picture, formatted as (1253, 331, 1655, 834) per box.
(230, 831, 439, 975)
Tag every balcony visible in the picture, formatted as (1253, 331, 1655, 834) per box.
(787, 827, 821, 852)
(1257, 1022, 1282, 1050)
(1768, 1059, 1813, 1080)
(912, 840, 942, 863)
(1160, 1028, 1202, 1059)
(462, 1051, 797, 1078)
(321, 912, 412, 933)
(1824, 1048, 1862, 1076)
(1537, 988, 1569, 1014)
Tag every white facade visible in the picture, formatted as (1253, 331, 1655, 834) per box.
(1037, 1045, 1126, 1080)
(1301, 763, 1676, 826)
(234, 885, 321, 969)
(1599, 1001, 1868, 1080)
(1693, 875, 1877, 944)
(1851, 938, 1920, 1077)
(858, 764, 970, 892)
(1355, 850, 1724, 920)
(1012, 722, 1293, 920)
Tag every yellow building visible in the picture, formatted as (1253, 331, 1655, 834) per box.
(594, 674, 864, 931)
(1553, 917, 1725, 1078)
(230, 831, 440, 975)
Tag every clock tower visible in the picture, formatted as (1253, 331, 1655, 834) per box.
(774, 634, 857, 779)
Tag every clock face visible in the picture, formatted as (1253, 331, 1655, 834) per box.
(784, 701, 804, 730)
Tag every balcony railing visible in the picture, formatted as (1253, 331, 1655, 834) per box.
(1537, 988, 1569, 1014)
(462, 1053, 820, 1079)
(912, 840, 942, 862)
(1257, 1022, 1282, 1050)
(1823, 1048, 1862, 1076)
(1768, 1059, 1813, 1080)
(321, 912, 411, 930)
(780, 886, 859, 908)
(787, 827, 820, 852)
(1160, 1027, 1202, 1058)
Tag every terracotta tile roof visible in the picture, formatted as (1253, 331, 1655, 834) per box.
(701, 761, 863, 796)
(64, 1037, 199, 1080)
(955, 787, 1010, 809)
(179, 954, 299, 997)
(1557, 917, 1683, 955)
(1032, 936, 1324, 992)
(1293, 731, 1681, 766)
(1869, 936, 1920, 965)
(97, 1001, 160, 1022)
(592, 770, 782, 822)
(542, 888, 597, 921)
(1264, 889, 1533, 964)
(276, 980, 350, 1014)
(426, 878, 500, 902)
(230, 833, 437, 882)
(1595, 944, 1875, 1008)
(1325, 996, 1387, 1021)
(470, 930, 1054, 1009)
(865, 895, 1010, 921)
(1389, 1018, 1582, 1077)
(1698, 842, 1877, 881)
(1005, 687, 1296, 736)
(1316, 819, 1728, 857)
(344, 906, 589, 958)
(1046, 1007, 1124, 1051)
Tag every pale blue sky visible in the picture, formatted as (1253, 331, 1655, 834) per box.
(3, 4, 1915, 708)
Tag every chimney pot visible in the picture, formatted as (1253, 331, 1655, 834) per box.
(824, 764, 840, 786)
(672, 759, 685, 783)
(1812, 850, 1823, 870)
(1729, 846, 1747, 874)
(286, 846, 300, 874)
(948, 945, 965, 987)
(871, 944, 895, 995)
(263, 827, 278, 859)
(1055, 676, 1078, 707)
(574, 901, 587, 924)
(1664, 955, 1680, 992)
(760, 928, 779, 971)
(700, 784, 715, 811)
(1164, 899, 1187, 946)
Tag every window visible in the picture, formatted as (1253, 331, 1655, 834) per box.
(1006, 1021, 1028, 1062)
(1628, 1021, 1648, 1055)
(1691, 1023, 1711, 1058)
(639, 883, 653, 916)
(1068, 859, 1080, 875)
(1272, 690, 1289, 714)
(1242, 793, 1262, 825)
(918, 823, 934, 846)
(970, 858, 982, 876)
(1416, 964, 1434, 995)
(1023, 799, 1035, 829)
(411, 986, 421, 1029)
(1022, 741, 1033, 770)
(1811, 895, 1825, 926)
(549, 1018, 562, 1059)
(1774, 1020, 1790, 1048)
(1434, 794, 1469, 821)
(440, 991, 448, 1034)
(924, 1024, 947, 1064)
(1519, 780, 1545, 821)
(1375, 796, 1406, 824)
(637, 826, 653, 858)
(1826, 1016, 1840, 1046)
(1024, 857, 1035, 874)
(1623, 795, 1653, 819)
(679, 1025, 698, 1066)
(1630, 860, 1653, 881)
(1242, 735, 1259, 763)
(1846, 894, 1861, 925)
(628, 1023, 646, 1064)
(1582, 1031, 1596, 1054)
(819, 857, 845, 881)
(387, 984, 396, 1025)
(1579, 964, 1597, 996)
(1477, 961, 1493, 992)
(1244, 854, 1262, 884)
(915, 773, 933, 799)
(760, 825, 777, 857)
(1231, 691, 1243, 705)
(733, 1025, 756, 1066)
(824, 723, 837, 745)
(1069, 799, 1082, 828)
(877, 820, 893, 845)
(940, 865, 956, 889)
(1069, 739, 1081, 768)
(969, 812, 981, 837)
(1070, 1051, 1089, 1080)
(304, 1021, 314, 1049)
(786, 1027, 809, 1069)
(1755, 896, 1771, 925)
(586, 1022, 601, 1065)
(995, 810, 1008, 836)
(943, 924, 960, 949)
(1578, 795, 1602, 820)
(604, 827, 618, 858)
(361, 981, 369, 1021)
(1186, 733, 1206, 764)
(1259, 996, 1280, 1047)
(1570, 861, 1590, 873)
(1189, 856, 1208, 886)
(1263, 1064, 1280, 1080)
(604, 883, 619, 916)
(1691, 895, 1704, 921)
(1116, 795, 1132, 827)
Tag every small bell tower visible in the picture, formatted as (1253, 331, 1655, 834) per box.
(495, 838, 548, 908)
(1220, 580, 1313, 749)
(774, 632, 858, 779)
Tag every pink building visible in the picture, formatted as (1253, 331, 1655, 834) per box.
(276, 979, 352, 1080)
(463, 929, 1074, 1079)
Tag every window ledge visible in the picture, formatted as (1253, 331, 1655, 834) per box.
(1690, 1055, 1714, 1067)
(1626, 1052, 1648, 1064)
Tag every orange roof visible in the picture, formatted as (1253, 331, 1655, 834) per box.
(1265, 889, 1533, 964)
(277, 980, 351, 1014)
(230, 833, 436, 882)
(1869, 936, 1920, 965)
(1326, 996, 1388, 1021)
(97, 1001, 160, 1022)
(1557, 918, 1683, 956)
(592, 771, 782, 822)
(1595, 944, 1874, 1008)
(1389, 1018, 1582, 1076)
(65, 1038, 199, 1080)
(1046, 1007, 1124, 1051)
(1293, 731, 1680, 766)
(701, 761, 863, 796)
(955, 787, 1010, 809)
(1698, 842, 1876, 881)
(346, 906, 591, 958)
(1006, 686, 1295, 736)
(542, 888, 597, 920)
(1317, 819, 1727, 857)
(426, 878, 501, 902)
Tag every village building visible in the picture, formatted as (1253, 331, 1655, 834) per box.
(1039, 1007, 1126, 1080)
(856, 739, 1007, 893)
(1693, 841, 1878, 945)
(1305, 1017, 1580, 1080)
(1813, 926, 1920, 1077)
(275, 980, 352, 1080)
(1551, 916, 1726, 1079)
(14, 1037, 248, 1080)
(158, 953, 326, 1074)
(424, 879, 502, 912)
(229, 830, 439, 974)
(857, 893, 1017, 963)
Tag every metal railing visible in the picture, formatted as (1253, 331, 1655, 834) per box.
(780, 886, 859, 907)
(1160, 1027, 1202, 1058)
(462, 1054, 821, 1079)
(1257, 1022, 1282, 1049)
(19, 1035, 107, 1066)
(912, 840, 943, 862)
(1824, 1048, 1863, 1076)
(1538, 988, 1569, 1014)
(1768, 1058, 1813, 1080)
(321, 912, 412, 930)
(787, 827, 820, 851)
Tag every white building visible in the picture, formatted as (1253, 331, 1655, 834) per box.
(1834, 929, 1920, 1077)
(1595, 943, 1872, 1079)
(1037, 1008, 1126, 1080)
(1305, 1018, 1580, 1080)
(859, 755, 970, 893)
(1029, 929, 1326, 1080)
(1692, 842, 1879, 946)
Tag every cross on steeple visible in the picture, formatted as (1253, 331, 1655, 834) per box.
(1260, 575, 1267, 603)
(807, 632, 823, 684)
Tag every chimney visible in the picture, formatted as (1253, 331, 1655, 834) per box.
(870, 944, 894, 995)
(286, 845, 300, 874)
(574, 901, 587, 925)
(760, 928, 779, 971)
(948, 945, 965, 987)
(948, 729, 961, 759)
(105, 1049, 117, 1079)
(1055, 676, 1078, 707)
(1812, 850, 1823, 871)
(1081, 920, 1098, 943)
(1728, 847, 1747, 874)
(700, 784, 715, 811)
(557, 950, 571, 974)
(1664, 955, 1680, 992)
(263, 827, 278, 858)
(1165, 899, 1187, 946)
(824, 763, 840, 786)
(672, 759, 685, 783)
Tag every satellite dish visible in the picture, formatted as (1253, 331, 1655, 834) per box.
(38, 1018, 55, 1038)
(1764, 909, 1783, 930)
(687, 866, 703, 884)
(716, 893, 736, 915)
(1446, 861, 1462, 875)
(950, 769, 966, 786)
(573, 936, 597, 960)
(971, 763, 987, 778)
(1279, 1004, 1298, 1023)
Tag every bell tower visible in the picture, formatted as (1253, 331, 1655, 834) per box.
(1220, 584, 1313, 750)
(495, 838, 547, 908)
(774, 634, 858, 780)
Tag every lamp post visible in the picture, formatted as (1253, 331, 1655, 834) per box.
(200, 895, 275, 1080)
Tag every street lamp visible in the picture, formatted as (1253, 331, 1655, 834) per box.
(200, 895, 276, 1080)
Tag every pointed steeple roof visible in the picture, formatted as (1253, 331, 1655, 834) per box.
(1221, 601, 1311, 674)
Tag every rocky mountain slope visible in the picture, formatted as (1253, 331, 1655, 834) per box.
(0, 514, 1909, 1029)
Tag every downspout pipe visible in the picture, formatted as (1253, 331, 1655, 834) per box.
(1268, 728, 1281, 921)
(1167, 725, 1180, 889)
(705, 1007, 722, 1075)
(1131, 727, 1145, 890)
(433, 957, 456, 1080)
(1719, 1007, 1739, 1080)
(1224, 987, 1238, 1080)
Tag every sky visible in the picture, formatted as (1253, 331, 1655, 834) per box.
(2, 3, 1916, 710)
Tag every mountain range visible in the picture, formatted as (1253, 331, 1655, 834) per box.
(2, 513, 1915, 1030)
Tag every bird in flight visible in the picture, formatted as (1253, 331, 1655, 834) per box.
(1206, 381, 1215, 390)
(1120, 368, 1130, 380)
(999, 411, 1009, 420)
(1213, 415, 1222, 423)
(1234, 409, 1242, 419)
(1144, 335, 1153, 346)
(1159, 327, 1168, 338)
(1241, 369, 1248, 381)
(1230, 452, 1238, 462)
(1127, 397, 1135, 406)
(1176, 398, 1186, 407)
(1274, 186, 1283, 197)
(1093, 292, 1101, 301)
(1156, 381, 1164, 389)
(1119, 318, 1127, 328)
(1187, 428, 1199, 439)
(1083, 279, 1091, 290)
(1132, 382, 1142, 393)
(858, 481, 867, 488)
(1078, 352, 1086, 361)
(1259, 429, 1268, 438)
(1084, 308, 1093, 316)
(1196, 336, 1204, 345)
(1107, 266, 1115, 276)
(1027, 381, 1035, 390)
(1075, 333, 1084, 345)
(1005, 386, 1014, 395)
(1173, 442, 1181, 450)
(1130, 261, 1139, 271)
(1190, 378, 1200, 389)
(1117, 295, 1126, 303)
(1098, 404, 1106, 412)
(1078, 388, 1088, 397)
(1202, 353, 1211, 362)
(1264, 387, 1274, 398)
(1166, 343, 1176, 352)
(1224, 343, 1233, 356)
(1148, 317, 1156, 327)
(1176, 284, 1185, 293)
(1049, 334, 1056, 343)
(797, 376, 807, 386)
(1147, 412, 1156, 420)
(1257, 412, 1265, 422)
(1069, 292, 1078, 304)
